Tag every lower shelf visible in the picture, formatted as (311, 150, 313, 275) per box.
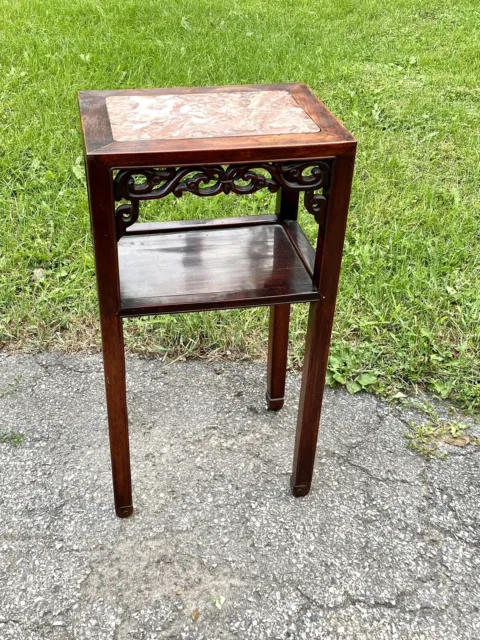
(118, 218, 319, 316)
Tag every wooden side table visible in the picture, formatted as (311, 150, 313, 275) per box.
(78, 83, 356, 518)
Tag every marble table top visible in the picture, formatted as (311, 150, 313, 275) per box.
(106, 89, 320, 142)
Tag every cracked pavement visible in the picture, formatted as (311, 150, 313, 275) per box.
(0, 353, 479, 639)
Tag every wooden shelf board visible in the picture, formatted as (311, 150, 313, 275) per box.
(118, 221, 318, 316)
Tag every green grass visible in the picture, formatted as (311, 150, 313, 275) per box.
(0, 0, 479, 412)
(0, 430, 24, 447)
(404, 401, 480, 458)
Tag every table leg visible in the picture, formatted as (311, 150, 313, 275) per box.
(266, 304, 290, 410)
(100, 315, 133, 517)
(290, 153, 355, 497)
(265, 188, 299, 410)
(290, 300, 327, 496)
(86, 158, 133, 518)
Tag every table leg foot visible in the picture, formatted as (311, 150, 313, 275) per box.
(115, 504, 134, 518)
(290, 476, 311, 498)
(266, 392, 285, 411)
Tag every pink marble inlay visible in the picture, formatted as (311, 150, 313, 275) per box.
(106, 90, 320, 142)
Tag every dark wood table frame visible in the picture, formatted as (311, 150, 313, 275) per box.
(79, 84, 356, 518)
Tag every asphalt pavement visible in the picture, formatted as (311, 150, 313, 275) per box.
(0, 353, 479, 639)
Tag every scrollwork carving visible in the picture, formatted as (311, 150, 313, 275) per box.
(114, 161, 331, 238)
(304, 191, 327, 225)
(115, 201, 139, 240)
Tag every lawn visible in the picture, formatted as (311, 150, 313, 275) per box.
(0, 0, 479, 412)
